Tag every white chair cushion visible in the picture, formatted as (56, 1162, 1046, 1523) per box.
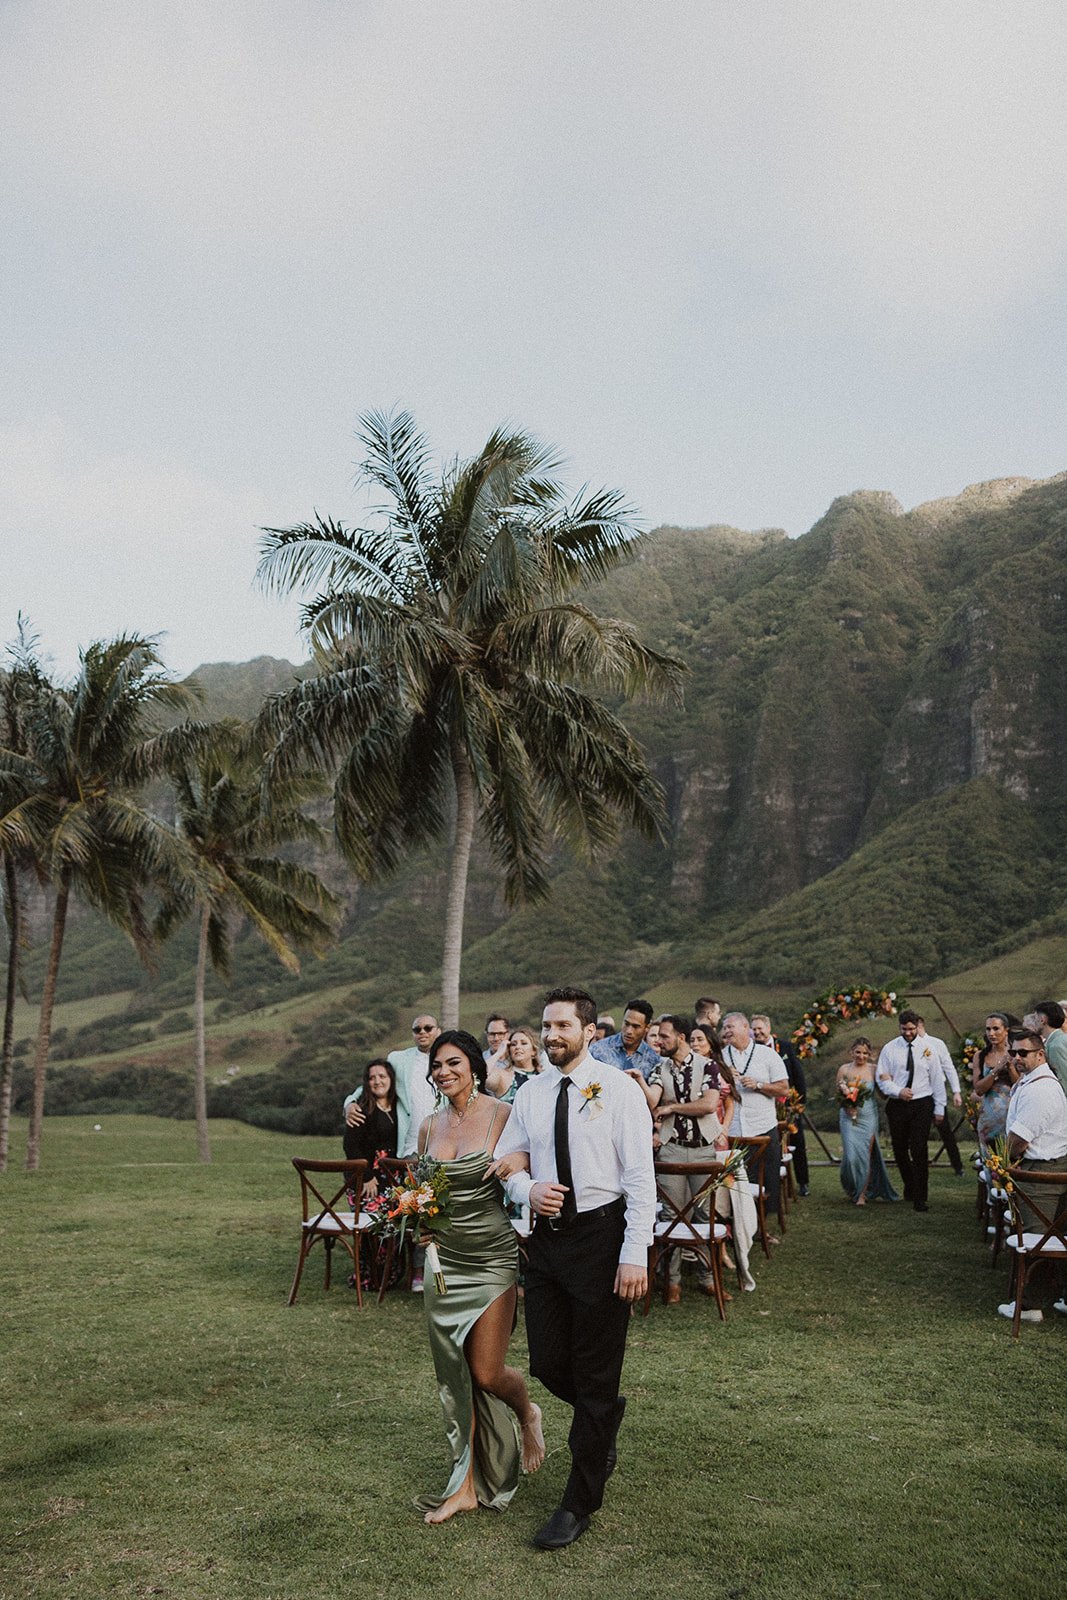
(654, 1220, 728, 1242)
(304, 1212, 374, 1233)
(1008, 1233, 1066, 1253)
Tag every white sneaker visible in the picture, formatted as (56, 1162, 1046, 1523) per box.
(1053, 1299, 1067, 1315)
(997, 1301, 1042, 1323)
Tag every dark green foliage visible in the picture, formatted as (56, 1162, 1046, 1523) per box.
(694, 780, 1051, 985)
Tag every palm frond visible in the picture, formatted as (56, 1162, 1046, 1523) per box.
(257, 516, 410, 604)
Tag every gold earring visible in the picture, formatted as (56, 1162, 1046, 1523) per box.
(466, 1083, 479, 1110)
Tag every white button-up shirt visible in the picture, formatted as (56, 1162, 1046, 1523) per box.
(494, 1053, 656, 1267)
(723, 1042, 788, 1136)
(876, 1035, 946, 1115)
(1006, 1063, 1067, 1161)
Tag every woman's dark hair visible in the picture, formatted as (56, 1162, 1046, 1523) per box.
(851, 1036, 872, 1051)
(977, 1013, 1012, 1071)
(689, 1021, 724, 1067)
(426, 1029, 489, 1091)
(361, 1056, 396, 1108)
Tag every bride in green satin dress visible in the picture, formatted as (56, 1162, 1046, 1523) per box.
(416, 1029, 545, 1525)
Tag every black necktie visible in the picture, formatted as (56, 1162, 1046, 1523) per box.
(554, 1076, 577, 1220)
(905, 1043, 915, 1089)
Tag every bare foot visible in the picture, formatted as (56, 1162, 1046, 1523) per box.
(423, 1486, 478, 1524)
(855, 1198, 867, 1207)
(521, 1402, 545, 1473)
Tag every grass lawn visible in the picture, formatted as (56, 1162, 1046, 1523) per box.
(2, 1116, 1064, 1600)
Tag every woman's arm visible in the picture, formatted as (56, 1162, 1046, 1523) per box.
(484, 1063, 514, 1098)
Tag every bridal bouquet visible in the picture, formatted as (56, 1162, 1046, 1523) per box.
(368, 1157, 451, 1293)
(837, 1076, 873, 1119)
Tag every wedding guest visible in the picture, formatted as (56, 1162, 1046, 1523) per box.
(591, 1000, 662, 1082)
(997, 1029, 1067, 1324)
(653, 1016, 727, 1303)
(752, 1013, 810, 1196)
(344, 1015, 439, 1158)
(694, 997, 722, 1031)
(971, 1014, 1018, 1152)
(486, 1026, 541, 1102)
(720, 1012, 789, 1218)
(875, 1010, 945, 1213)
(915, 1015, 965, 1176)
(342, 1058, 398, 1195)
(1030, 1002, 1067, 1091)
(484, 1013, 510, 1065)
(595, 1015, 616, 1041)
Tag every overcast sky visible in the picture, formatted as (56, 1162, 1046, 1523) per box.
(4, 0, 1066, 677)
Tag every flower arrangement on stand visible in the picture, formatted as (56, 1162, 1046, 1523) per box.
(776, 1087, 805, 1135)
(790, 985, 897, 1060)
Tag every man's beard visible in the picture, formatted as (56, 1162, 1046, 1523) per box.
(544, 1037, 584, 1069)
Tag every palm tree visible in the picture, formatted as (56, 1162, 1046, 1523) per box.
(0, 637, 47, 1173)
(155, 730, 340, 1163)
(0, 636, 200, 1171)
(256, 410, 685, 1025)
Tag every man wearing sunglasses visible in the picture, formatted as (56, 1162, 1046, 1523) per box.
(997, 1030, 1067, 1324)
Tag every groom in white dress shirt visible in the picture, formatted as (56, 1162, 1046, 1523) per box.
(490, 985, 655, 1550)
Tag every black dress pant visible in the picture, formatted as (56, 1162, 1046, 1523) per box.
(885, 1097, 934, 1204)
(523, 1203, 629, 1517)
(791, 1122, 810, 1189)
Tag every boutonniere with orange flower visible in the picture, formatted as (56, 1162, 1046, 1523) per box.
(579, 1081, 605, 1119)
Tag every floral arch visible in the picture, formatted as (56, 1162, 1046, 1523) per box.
(790, 986, 897, 1060)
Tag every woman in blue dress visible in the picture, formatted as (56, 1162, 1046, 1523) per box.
(837, 1038, 897, 1205)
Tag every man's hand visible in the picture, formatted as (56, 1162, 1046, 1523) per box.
(952, 1092, 962, 1108)
(899, 1087, 913, 1101)
(934, 1114, 944, 1125)
(614, 1264, 647, 1302)
(345, 1103, 366, 1127)
(483, 1151, 529, 1182)
(528, 1181, 569, 1216)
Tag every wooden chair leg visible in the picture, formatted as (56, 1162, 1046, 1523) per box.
(323, 1236, 335, 1291)
(288, 1235, 312, 1306)
(709, 1240, 727, 1322)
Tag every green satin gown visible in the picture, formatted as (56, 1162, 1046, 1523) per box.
(418, 1147, 521, 1512)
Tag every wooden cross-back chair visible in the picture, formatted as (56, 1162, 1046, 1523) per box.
(645, 1159, 730, 1321)
(1003, 1166, 1067, 1338)
(727, 1135, 772, 1257)
(288, 1158, 371, 1308)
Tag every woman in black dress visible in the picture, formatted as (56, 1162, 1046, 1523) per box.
(342, 1057, 398, 1195)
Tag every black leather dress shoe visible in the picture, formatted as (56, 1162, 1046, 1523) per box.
(532, 1508, 591, 1549)
(914, 1202, 929, 1212)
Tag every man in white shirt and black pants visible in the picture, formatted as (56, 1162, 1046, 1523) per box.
(490, 986, 655, 1551)
(876, 1010, 946, 1212)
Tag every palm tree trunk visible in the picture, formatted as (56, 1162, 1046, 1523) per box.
(440, 739, 476, 1029)
(24, 869, 70, 1173)
(0, 856, 22, 1173)
(194, 902, 211, 1164)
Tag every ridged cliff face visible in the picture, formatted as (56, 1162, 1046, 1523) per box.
(589, 470, 1066, 934)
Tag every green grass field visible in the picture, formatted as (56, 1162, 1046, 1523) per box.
(2, 1116, 1064, 1600)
